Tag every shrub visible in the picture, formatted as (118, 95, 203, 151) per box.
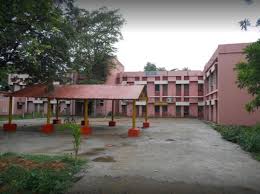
(214, 124, 260, 160)
(218, 125, 243, 143)
(238, 125, 260, 152)
(57, 124, 82, 159)
(0, 153, 86, 194)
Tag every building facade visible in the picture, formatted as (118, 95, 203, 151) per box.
(203, 43, 260, 126)
(116, 71, 204, 118)
(1, 43, 260, 126)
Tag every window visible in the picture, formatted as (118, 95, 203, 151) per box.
(184, 106, 189, 117)
(163, 84, 168, 96)
(155, 84, 160, 92)
(176, 84, 181, 96)
(198, 84, 203, 96)
(116, 77, 120, 84)
(198, 76, 203, 80)
(198, 106, 204, 118)
(135, 77, 140, 81)
(209, 74, 214, 91)
(184, 84, 189, 96)
(142, 77, 147, 81)
(123, 76, 127, 81)
(98, 100, 104, 106)
(162, 106, 167, 112)
(184, 76, 189, 80)
(162, 106, 168, 116)
(17, 102, 23, 110)
(155, 76, 160, 81)
(176, 106, 181, 117)
(176, 76, 181, 80)
(154, 106, 160, 113)
(163, 76, 168, 80)
(122, 105, 127, 116)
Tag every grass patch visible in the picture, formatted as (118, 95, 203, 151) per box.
(0, 152, 86, 194)
(0, 113, 46, 121)
(254, 153, 260, 161)
(212, 124, 260, 161)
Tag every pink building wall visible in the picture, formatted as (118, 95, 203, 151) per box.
(189, 104, 198, 117)
(204, 43, 260, 126)
(2, 43, 260, 126)
(102, 57, 124, 116)
(118, 71, 203, 118)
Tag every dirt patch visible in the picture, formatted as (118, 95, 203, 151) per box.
(165, 138, 176, 142)
(121, 142, 132, 147)
(92, 156, 116, 162)
(119, 134, 128, 138)
(70, 175, 260, 194)
(92, 147, 106, 152)
(0, 156, 65, 171)
(63, 148, 74, 152)
(79, 147, 106, 156)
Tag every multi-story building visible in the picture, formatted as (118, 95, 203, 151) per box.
(203, 43, 260, 125)
(116, 71, 204, 118)
(1, 43, 260, 126)
(0, 57, 124, 117)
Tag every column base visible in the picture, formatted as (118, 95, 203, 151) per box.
(142, 121, 150, 128)
(81, 126, 92, 135)
(128, 128, 140, 137)
(81, 120, 89, 126)
(3, 123, 17, 132)
(53, 119, 61, 124)
(41, 124, 54, 134)
(109, 121, 116, 127)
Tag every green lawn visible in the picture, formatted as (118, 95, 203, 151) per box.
(0, 113, 46, 121)
(0, 152, 86, 194)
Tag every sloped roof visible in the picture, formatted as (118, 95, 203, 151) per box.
(8, 84, 145, 100)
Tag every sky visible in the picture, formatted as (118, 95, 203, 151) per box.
(76, 0, 260, 71)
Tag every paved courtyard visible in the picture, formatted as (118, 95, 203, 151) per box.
(1, 118, 260, 194)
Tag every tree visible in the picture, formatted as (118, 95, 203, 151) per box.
(235, 40, 260, 112)
(144, 62, 157, 71)
(0, 1, 125, 89)
(239, 0, 260, 30)
(69, 7, 125, 83)
(0, 0, 73, 86)
(144, 62, 167, 71)
(157, 67, 166, 71)
(182, 67, 190, 71)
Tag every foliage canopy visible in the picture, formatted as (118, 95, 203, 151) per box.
(144, 62, 167, 72)
(0, 0, 125, 90)
(235, 40, 260, 112)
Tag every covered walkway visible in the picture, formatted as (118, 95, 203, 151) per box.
(2, 84, 150, 137)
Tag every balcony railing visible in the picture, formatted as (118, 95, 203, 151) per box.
(155, 112, 160, 117)
(162, 112, 168, 117)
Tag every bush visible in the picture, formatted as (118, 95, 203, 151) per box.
(214, 124, 260, 160)
(238, 125, 260, 152)
(215, 125, 243, 143)
(0, 153, 86, 194)
(1, 165, 71, 194)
